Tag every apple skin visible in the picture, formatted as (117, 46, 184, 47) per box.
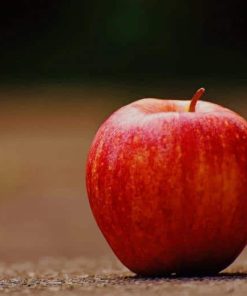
(86, 98, 247, 276)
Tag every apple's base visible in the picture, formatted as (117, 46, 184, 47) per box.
(134, 270, 219, 278)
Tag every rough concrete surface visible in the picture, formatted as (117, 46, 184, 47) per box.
(0, 256, 246, 296)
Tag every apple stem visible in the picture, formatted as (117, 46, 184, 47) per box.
(189, 88, 205, 112)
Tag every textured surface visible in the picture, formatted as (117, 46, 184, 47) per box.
(0, 256, 247, 295)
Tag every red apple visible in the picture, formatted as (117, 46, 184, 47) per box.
(86, 88, 247, 276)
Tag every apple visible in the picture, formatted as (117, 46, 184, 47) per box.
(86, 88, 247, 276)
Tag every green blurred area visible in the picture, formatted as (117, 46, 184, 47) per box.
(0, 0, 246, 83)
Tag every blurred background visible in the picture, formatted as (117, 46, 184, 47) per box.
(0, 0, 246, 263)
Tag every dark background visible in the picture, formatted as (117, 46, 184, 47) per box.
(0, 0, 247, 82)
(0, 1, 246, 265)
